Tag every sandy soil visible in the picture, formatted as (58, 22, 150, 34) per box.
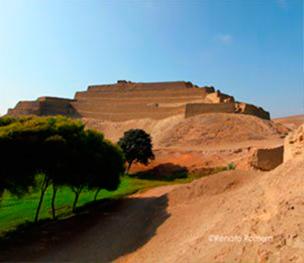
(5, 155, 300, 262)
(85, 113, 288, 171)
(84, 113, 288, 149)
(118, 156, 304, 263)
(1, 120, 303, 262)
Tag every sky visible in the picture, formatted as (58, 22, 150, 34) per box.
(0, 0, 303, 118)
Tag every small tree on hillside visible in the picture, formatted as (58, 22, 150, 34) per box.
(118, 129, 154, 172)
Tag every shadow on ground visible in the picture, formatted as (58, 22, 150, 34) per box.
(134, 163, 189, 181)
(0, 195, 170, 262)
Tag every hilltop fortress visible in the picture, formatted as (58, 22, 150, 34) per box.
(7, 81, 270, 121)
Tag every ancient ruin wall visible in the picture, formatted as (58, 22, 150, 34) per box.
(250, 146, 284, 171)
(38, 97, 78, 117)
(8, 101, 41, 116)
(235, 103, 270, 120)
(185, 103, 236, 118)
(7, 81, 270, 121)
(72, 81, 213, 121)
(8, 97, 78, 118)
(185, 102, 270, 120)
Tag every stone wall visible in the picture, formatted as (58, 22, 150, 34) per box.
(38, 97, 78, 117)
(185, 103, 235, 118)
(72, 81, 212, 121)
(8, 101, 41, 116)
(8, 97, 78, 118)
(205, 90, 235, 104)
(235, 102, 270, 120)
(250, 146, 284, 171)
(185, 102, 270, 120)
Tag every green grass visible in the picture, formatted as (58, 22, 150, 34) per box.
(0, 167, 226, 236)
(0, 176, 182, 235)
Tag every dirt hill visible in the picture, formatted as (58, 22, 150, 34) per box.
(11, 124, 300, 262)
(84, 113, 287, 149)
(84, 113, 288, 170)
(274, 114, 304, 130)
(116, 124, 304, 262)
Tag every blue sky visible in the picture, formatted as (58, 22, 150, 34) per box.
(0, 0, 303, 117)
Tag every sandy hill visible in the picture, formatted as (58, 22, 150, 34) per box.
(84, 113, 289, 170)
(274, 114, 304, 130)
(84, 113, 287, 149)
(8, 124, 300, 262)
(117, 124, 304, 263)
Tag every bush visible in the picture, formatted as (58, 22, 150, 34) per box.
(227, 162, 236, 170)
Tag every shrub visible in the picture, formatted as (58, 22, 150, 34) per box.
(227, 162, 236, 170)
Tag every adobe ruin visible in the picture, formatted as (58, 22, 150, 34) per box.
(7, 81, 270, 121)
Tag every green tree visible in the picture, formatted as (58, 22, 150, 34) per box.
(118, 129, 155, 172)
(0, 116, 125, 221)
(42, 135, 68, 219)
(0, 116, 84, 221)
(66, 130, 125, 211)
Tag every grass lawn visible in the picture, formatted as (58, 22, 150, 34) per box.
(0, 174, 198, 236)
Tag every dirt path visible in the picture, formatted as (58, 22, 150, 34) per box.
(0, 185, 177, 262)
(2, 157, 303, 262)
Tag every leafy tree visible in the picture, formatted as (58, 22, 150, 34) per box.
(0, 115, 125, 221)
(0, 129, 37, 201)
(87, 138, 125, 201)
(66, 130, 125, 211)
(118, 129, 155, 172)
(0, 116, 84, 221)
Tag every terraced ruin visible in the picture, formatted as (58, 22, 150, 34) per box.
(7, 81, 270, 121)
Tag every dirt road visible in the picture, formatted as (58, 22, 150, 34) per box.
(1, 156, 303, 262)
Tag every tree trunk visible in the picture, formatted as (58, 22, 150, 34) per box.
(51, 185, 58, 220)
(72, 187, 82, 213)
(127, 160, 134, 173)
(94, 188, 101, 201)
(35, 176, 49, 223)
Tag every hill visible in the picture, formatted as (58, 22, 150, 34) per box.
(84, 113, 288, 170)
(8, 124, 301, 262)
(274, 114, 304, 130)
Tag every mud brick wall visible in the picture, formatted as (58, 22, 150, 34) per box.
(7, 101, 41, 116)
(185, 103, 236, 118)
(7, 81, 270, 121)
(7, 97, 78, 118)
(72, 82, 211, 121)
(250, 146, 284, 171)
(38, 97, 78, 117)
(235, 102, 270, 120)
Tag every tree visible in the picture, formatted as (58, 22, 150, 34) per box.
(0, 116, 85, 221)
(87, 138, 125, 201)
(118, 129, 155, 172)
(66, 130, 125, 211)
(0, 126, 38, 202)
(0, 115, 125, 221)
(42, 135, 68, 219)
